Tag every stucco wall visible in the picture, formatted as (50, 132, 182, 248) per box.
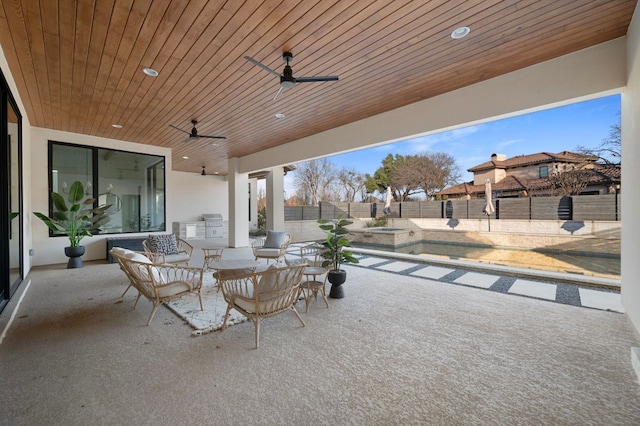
(622, 2, 640, 335)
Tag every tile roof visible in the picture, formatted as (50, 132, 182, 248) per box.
(468, 151, 598, 172)
(437, 166, 620, 197)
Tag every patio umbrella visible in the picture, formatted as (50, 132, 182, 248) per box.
(384, 186, 392, 215)
(482, 179, 495, 231)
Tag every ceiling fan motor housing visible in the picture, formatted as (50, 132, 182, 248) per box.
(281, 66, 296, 87)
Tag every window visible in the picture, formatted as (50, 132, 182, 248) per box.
(49, 142, 165, 234)
(539, 166, 549, 178)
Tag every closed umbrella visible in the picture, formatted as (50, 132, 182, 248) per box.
(384, 186, 392, 215)
(482, 179, 495, 231)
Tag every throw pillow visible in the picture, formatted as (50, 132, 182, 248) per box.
(257, 264, 280, 296)
(148, 234, 179, 255)
(263, 231, 287, 249)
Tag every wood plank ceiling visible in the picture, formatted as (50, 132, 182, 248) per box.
(0, 0, 636, 175)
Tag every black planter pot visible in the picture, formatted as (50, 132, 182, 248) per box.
(327, 269, 347, 299)
(64, 246, 85, 269)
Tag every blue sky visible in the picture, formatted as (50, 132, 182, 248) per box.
(282, 94, 620, 196)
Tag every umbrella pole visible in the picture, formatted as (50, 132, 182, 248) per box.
(488, 214, 491, 232)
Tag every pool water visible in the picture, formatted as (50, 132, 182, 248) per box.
(353, 241, 620, 279)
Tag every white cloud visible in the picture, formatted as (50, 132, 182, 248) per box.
(496, 138, 523, 150)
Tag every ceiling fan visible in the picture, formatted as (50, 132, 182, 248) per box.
(169, 119, 226, 141)
(200, 166, 218, 176)
(244, 51, 339, 100)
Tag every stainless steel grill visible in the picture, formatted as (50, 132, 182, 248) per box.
(202, 213, 223, 238)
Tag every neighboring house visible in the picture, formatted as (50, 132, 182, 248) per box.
(438, 151, 621, 199)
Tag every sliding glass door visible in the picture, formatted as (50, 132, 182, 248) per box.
(0, 68, 23, 313)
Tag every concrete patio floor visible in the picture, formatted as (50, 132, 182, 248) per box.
(0, 240, 638, 425)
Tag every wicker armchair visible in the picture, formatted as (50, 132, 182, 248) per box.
(217, 260, 307, 348)
(111, 248, 204, 325)
(142, 235, 193, 265)
(251, 231, 291, 263)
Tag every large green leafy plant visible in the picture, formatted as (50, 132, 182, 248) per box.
(34, 181, 111, 247)
(318, 215, 359, 271)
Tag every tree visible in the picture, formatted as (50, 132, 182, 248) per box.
(392, 153, 460, 199)
(293, 158, 338, 206)
(336, 167, 366, 202)
(576, 118, 621, 165)
(364, 154, 417, 201)
(548, 167, 589, 196)
(364, 152, 461, 201)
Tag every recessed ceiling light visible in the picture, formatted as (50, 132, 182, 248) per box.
(182, 156, 189, 159)
(142, 67, 158, 77)
(275, 113, 285, 119)
(112, 124, 122, 128)
(214, 172, 219, 175)
(451, 26, 470, 39)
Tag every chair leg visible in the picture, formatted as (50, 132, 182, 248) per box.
(120, 284, 132, 298)
(255, 318, 261, 349)
(320, 286, 330, 308)
(304, 289, 311, 313)
(133, 293, 143, 309)
(221, 304, 232, 330)
(147, 303, 160, 326)
(291, 306, 306, 327)
(197, 291, 204, 311)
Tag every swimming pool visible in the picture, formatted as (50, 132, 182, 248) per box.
(349, 228, 620, 279)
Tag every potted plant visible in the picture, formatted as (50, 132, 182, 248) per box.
(318, 215, 359, 299)
(34, 180, 111, 269)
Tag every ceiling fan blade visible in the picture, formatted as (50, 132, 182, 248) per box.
(169, 124, 191, 135)
(295, 76, 339, 83)
(273, 85, 285, 101)
(244, 56, 281, 77)
(199, 135, 227, 140)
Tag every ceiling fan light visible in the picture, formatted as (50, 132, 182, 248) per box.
(281, 80, 295, 89)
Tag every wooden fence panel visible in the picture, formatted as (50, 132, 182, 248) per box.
(531, 196, 571, 220)
(400, 202, 420, 218)
(302, 206, 320, 220)
(498, 198, 530, 219)
(618, 194, 622, 220)
(573, 194, 616, 221)
(446, 200, 469, 219)
(285, 206, 303, 221)
(285, 194, 619, 222)
(422, 201, 443, 218)
(349, 203, 372, 218)
(467, 199, 487, 219)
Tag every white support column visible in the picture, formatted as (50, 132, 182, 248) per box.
(249, 178, 258, 232)
(228, 158, 249, 247)
(265, 166, 285, 231)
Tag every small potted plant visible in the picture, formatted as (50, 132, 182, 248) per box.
(318, 215, 359, 298)
(34, 180, 111, 268)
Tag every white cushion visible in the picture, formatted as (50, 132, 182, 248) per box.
(124, 252, 152, 263)
(111, 247, 133, 256)
(254, 248, 282, 258)
(163, 253, 191, 264)
(124, 252, 163, 282)
(257, 264, 280, 296)
(156, 282, 190, 298)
